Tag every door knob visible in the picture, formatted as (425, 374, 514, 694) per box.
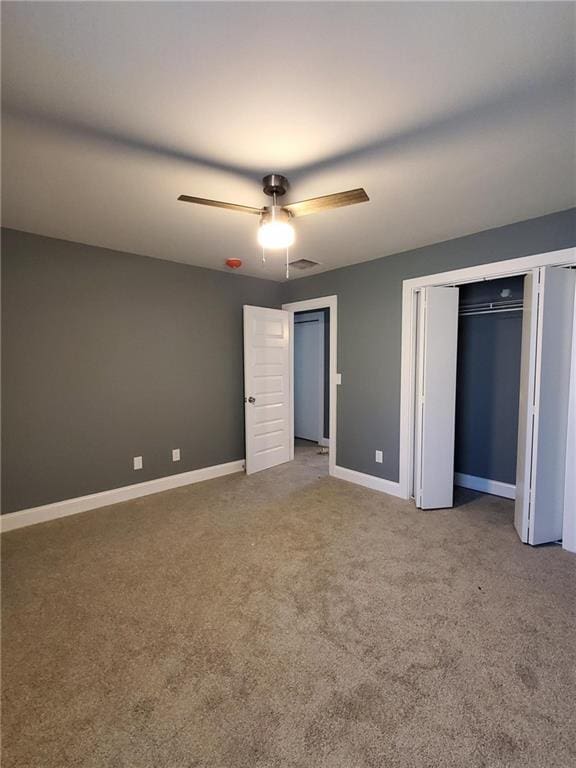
(248, 396, 256, 403)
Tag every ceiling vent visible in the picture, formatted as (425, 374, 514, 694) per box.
(289, 258, 320, 270)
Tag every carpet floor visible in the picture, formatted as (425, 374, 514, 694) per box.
(2, 444, 575, 768)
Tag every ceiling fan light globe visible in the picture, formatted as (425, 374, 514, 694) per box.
(257, 220, 295, 250)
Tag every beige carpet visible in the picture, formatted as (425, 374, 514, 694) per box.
(2, 444, 575, 768)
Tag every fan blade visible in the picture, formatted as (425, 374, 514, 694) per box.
(178, 195, 263, 215)
(283, 188, 369, 218)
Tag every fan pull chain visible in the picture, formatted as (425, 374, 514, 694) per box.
(262, 247, 266, 264)
(285, 247, 290, 279)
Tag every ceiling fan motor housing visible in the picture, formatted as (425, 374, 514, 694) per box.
(261, 206, 292, 223)
(262, 174, 289, 198)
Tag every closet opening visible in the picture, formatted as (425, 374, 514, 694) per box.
(454, 276, 524, 501)
(409, 259, 575, 546)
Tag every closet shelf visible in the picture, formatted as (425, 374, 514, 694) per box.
(459, 299, 523, 317)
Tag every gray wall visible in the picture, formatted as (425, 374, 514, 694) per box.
(1, 228, 281, 513)
(455, 277, 524, 485)
(3, 209, 575, 512)
(281, 208, 576, 482)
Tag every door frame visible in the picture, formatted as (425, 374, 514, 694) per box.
(282, 295, 338, 477)
(399, 247, 576, 511)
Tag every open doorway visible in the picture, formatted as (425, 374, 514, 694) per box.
(293, 309, 330, 474)
(283, 295, 338, 478)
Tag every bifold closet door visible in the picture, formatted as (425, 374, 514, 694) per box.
(415, 286, 460, 509)
(515, 267, 576, 545)
(514, 273, 535, 542)
(243, 306, 292, 475)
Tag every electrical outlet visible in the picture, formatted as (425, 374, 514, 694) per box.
(172, 448, 181, 462)
(375, 450, 383, 464)
(133, 456, 143, 470)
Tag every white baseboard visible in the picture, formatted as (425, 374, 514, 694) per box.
(454, 472, 516, 500)
(1, 460, 245, 533)
(332, 465, 405, 498)
(318, 437, 330, 448)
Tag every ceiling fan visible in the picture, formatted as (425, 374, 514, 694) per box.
(178, 174, 369, 269)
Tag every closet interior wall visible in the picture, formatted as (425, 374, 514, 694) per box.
(454, 276, 524, 494)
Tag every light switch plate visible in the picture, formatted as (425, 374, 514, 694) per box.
(133, 456, 143, 470)
(172, 448, 181, 462)
(336, 373, 342, 385)
(375, 450, 383, 464)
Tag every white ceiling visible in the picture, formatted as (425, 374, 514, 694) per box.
(2, 2, 575, 281)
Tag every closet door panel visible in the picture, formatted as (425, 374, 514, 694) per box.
(514, 273, 537, 542)
(515, 266, 575, 545)
(531, 266, 575, 545)
(415, 286, 459, 509)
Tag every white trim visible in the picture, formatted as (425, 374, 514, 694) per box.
(333, 465, 403, 498)
(1, 460, 245, 533)
(455, 473, 516, 500)
(318, 437, 330, 448)
(282, 296, 338, 477)
(399, 247, 576, 500)
(402, 247, 576, 291)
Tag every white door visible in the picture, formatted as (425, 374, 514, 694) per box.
(294, 314, 324, 442)
(415, 286, 460, 509)
(515, 267, 576, 544)
(243, 306, 292, 475)
(562, 282, 576, 553)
